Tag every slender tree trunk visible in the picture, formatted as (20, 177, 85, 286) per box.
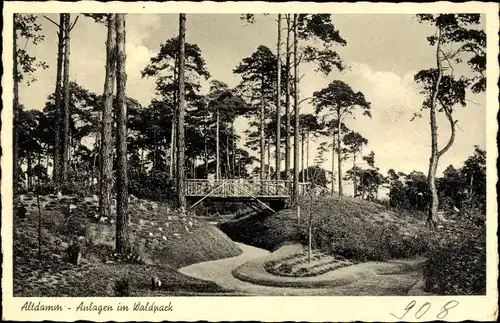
(293, 14, 300, 202)
(285, 15, 291, 183)
(52, 14, 65, 186)
(276, 13, 282, 180)
(37, 190, 42, 260)
(170, 57, 178, 177)
(27, 153, 33, 191)
(331, 129, 335, 195)
(260, 78, 266, 180)
(216, 109, 220, 180)
(92, 126, 100, 190)
(99, 14, 116, 220)
(267, 139, 271, 179)
(91, 149, 96, 192)
(192, 155, 196, 179)
(115, 13, 129, 254)
(232, 122, 236, 178)
(301, 132, 305, 182)
(204, 125, 208, 178)
(61, 14, 72, 183)
(45, 145, 50, 170)
(169, 118, 175, 176)
(353, 153, 357, 197)
(226, 131, 231, 178)
(469, 174, 474, 202)
(165, 138, 169, 173)
(68, 129, 73, 169)
(238, 154, 241, 178)
(337, 112, 343, 197)
(308, 196, 313, 263)
(13, 16, 19, 191)
(306, 131, 310, 182)
(427, 26, 443, 227)
(176, 13, 187, 211)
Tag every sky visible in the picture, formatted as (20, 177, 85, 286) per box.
(18, 13, 486, 194)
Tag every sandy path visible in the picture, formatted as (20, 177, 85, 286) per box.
(179, 243, 427, 296)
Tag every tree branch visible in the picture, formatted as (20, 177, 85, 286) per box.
(437, 98, 457, 159)
(43, 15, 60, 27)
(70, 15, 80, 32)
(440, 49, 455, 75)
(465, 98, 480, 105)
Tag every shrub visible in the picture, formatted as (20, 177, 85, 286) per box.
(58, 216, 89, 238)
(424, 218, 486, 295)
(34, 181, 57, 195)
(129, 170, 175, 203)
(60, 168, 96, 198)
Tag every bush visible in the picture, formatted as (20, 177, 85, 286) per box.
(58, 168, 97, 197)
(424, 219, 486, 295)
(129, 170, 175, 203)
(34, 181, 57, 195)
(58, 216, 89, 238)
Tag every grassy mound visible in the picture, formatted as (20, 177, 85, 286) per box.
(219, 195, 428, 262)
(13, 193, 242, 296)
(220, 196, 487, 295)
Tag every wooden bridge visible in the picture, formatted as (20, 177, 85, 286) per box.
(186, 179, 310, 212)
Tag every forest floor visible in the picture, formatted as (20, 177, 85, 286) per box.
(12, 193, 243, 296)
(11, 193, 485, 296)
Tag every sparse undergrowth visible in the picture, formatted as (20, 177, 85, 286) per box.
(423, 212, 486, 295)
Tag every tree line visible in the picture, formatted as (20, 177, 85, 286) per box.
(13, 12, 486, 248)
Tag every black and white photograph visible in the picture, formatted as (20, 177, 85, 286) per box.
(2, 1, 498, 322)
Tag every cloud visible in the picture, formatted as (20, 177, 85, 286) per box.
(124, 15, 162, 106)
(296, 62, 485, 180)
(346, 62, 421, 124)
(125, 43, 156, 105)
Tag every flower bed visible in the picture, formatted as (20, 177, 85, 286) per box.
(264, 250, 354, 277)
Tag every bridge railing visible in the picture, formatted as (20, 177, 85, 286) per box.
(185, 179, 310, 198)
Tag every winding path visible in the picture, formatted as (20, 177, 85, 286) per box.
(179, 243, 429, 296)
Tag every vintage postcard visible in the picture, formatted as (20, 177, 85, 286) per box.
(1, 1, 498, 322)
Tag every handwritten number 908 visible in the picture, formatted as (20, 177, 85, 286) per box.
(390, 300, 458, 320)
